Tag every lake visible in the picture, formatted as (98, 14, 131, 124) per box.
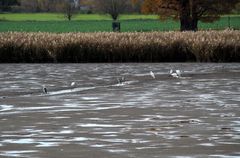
(0, 63, 240, 158)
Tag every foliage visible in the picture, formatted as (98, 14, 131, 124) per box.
(0, 30, 239, 63)
(232, 2, 240, 14)
(142, 0, 240, 31)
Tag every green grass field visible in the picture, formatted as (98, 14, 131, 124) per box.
(0, 13, 239, 32)
(0, 13, 159, 21)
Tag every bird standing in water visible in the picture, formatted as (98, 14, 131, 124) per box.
(117, 77, 125, 85)
(169, 69, 181, 78)
(42, 85, 48, 94)
(150, 71, 156, 79)
(71, 82, 76, 87)
(176, 70, 181, 77)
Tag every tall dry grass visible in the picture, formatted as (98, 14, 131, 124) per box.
(0, 30, 239, 63)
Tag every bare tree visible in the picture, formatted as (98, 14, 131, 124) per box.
(58, 0, 79, 21)
(96, 0, 127, 20)
(94, 0, 128, 31)
(63, 0, 74, 21)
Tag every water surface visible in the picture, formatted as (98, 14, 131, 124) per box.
(0, 63, 240, 158)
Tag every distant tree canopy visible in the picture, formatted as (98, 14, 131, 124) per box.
(131, 0, 144, 13)
(15, 0, 139, 14)
(18, 0, 79, 20)
(18, 0, 79, 13)
(142, 0, 240, 31)
(233, 2, 240, 14)
(0, 0, 143, 14)
(0, 0, 19, 12)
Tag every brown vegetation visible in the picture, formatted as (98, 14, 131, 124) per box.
(0, 30, 239, 63)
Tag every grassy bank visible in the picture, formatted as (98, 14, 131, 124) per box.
(0, 13, 158, 21)
(0, 13, 239, 32)
(0, 20, 180, 32)
(0, 17, 240, 32)
(0, 31, 239, 63)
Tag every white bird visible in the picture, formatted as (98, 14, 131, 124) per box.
(171, 72, 179, 78)
(150, 71, 155, 79)
(169, 69, 181, 78)
(176, 70, 181, 77)
(42, 85, 48, 94)
(71, 82, 76, 87)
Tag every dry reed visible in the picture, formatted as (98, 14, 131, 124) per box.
(0, 30, 239, 63)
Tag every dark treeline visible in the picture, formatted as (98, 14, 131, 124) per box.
(0, 0, 19, 12)
(1, 0, 239, 14)
(0, 0, 81, 13)
(0, 0, 143, 13)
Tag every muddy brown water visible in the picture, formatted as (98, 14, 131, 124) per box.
(0, 63, 240, 158)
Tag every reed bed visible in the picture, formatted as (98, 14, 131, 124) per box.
(0, 30, 239, 63)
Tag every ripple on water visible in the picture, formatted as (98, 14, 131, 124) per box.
(107, 149, 128, 153)
(2, 138, 35, 145)
(0, 150, 38, 158)
(198, 143, 215, 147)
(0, 104, 14, 112)
(59, 130, 74, 134)
(36, 141, 60, 147)
(76, 123, 127, 128)
(210, 155, 240, 158)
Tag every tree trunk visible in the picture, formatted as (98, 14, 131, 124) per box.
(190, 1, 198, 31)
(179, 0, 191, 31)
(180, 17, 198, 31)
(190, 18, 198, 31)
(179, 0, 198, 31)
(67, 9, 72, 21)
(67, 15, 72, 21)
(180, 17, 191, 31)
(111, 12, 118, 21)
